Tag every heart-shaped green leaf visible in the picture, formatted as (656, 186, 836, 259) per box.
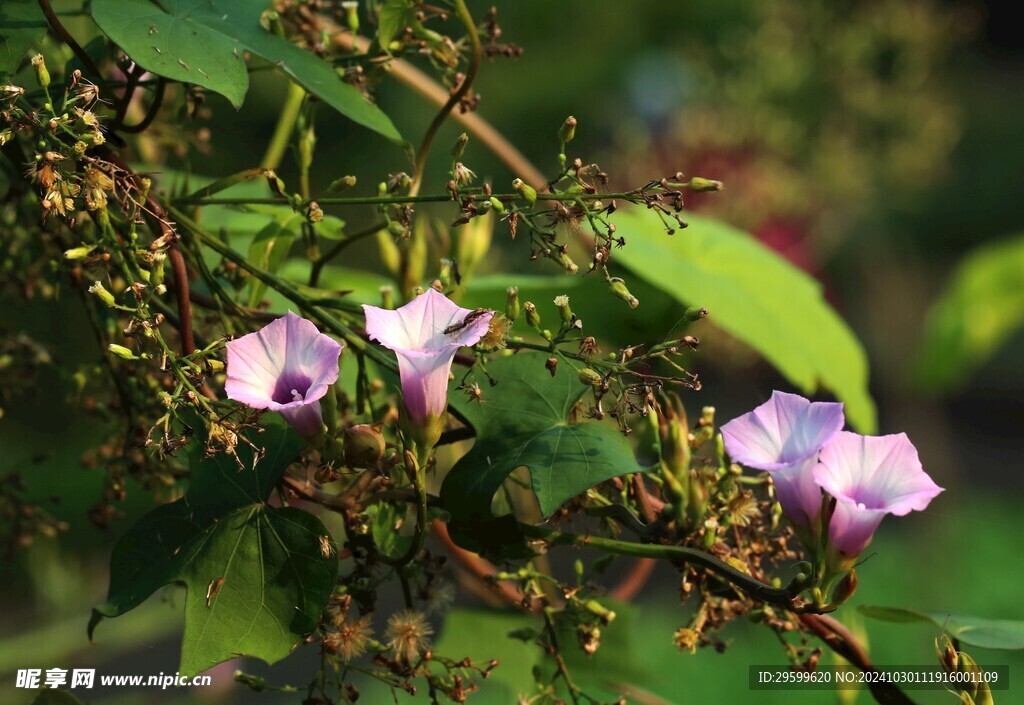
(858, 605, 1024, 650)
(91, 0, 402, 142)
(441, 353, 642, 520)
(91, 419, 339, 675)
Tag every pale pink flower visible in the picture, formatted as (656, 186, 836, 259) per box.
(225, 312, 343, 437)
(362, 289, 492, 424)
(721, 391, 844, 527)
(814, 432, 943, 557)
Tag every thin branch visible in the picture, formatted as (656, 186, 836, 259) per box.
(119, 78, 167, 134)
(38, 0, 101, 78)
(409, 0, 482, 196)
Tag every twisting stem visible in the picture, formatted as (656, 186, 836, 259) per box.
(518, 523, 807, 606)
(119, 78, 167, 134)
(37, 0, 101, 78)
(409, 0, 482, 196)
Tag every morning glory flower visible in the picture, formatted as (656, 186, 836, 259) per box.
(720, 391, 845, 527)
(813, 431, 943, 558)
(362, 289, 492, 445)
(225, 311, 343, 437)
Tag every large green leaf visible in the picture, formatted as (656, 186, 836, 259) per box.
(440, 353, 642, 520)
(0, 0, 47, 78)
(90, 0, 402, 142)
(91, 419, 339, 675)
(915, 233, 1024, 391)
(614, 211, 876, 433)
(859, 606, 1024, 650)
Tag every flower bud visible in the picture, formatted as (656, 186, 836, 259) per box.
(512, 178, 536, 205)
(379, 285, 395, 310)
(233, 671, 267, 692)
(265, 169, 287, 198)
(556, 251, 579, 274)
(451, 132, 469, 161)
(88, 281, 116, 307)
(64, 245, 96, 260)
(578, 368, 602, 387)
(108, 344, 137, 360)
(488, 196, 505, 213)
(608, 277, 639, 308)
(344, 424, 386, 469)
(31, 54, 49, 89)
(559, 116, 577, 144)
(326, 175, 357, 194)
(684, 306, 708, 322)
(341, 0, 359, 32)
(687, 177, 724, 192)
(505, 286, 520, 321)
(583, 599, 616, 625)
(207, 359, 225, 372)
(439, 258, 454, 288)
(524, 301, 540, 327)
(553, 295, 573, 324)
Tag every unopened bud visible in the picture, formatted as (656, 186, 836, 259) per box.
(524, 301, 540, 327)
(379, 285, 395, 310)
(341, 0, 359, 32)
(326, 175, 357, 194)
(439, 258, 453, 288)
(545, 357, 558, 377)
(344, 424, 386, 469)
(505, 286, 520, 321)
(88, 281, 116, 307)
(265, 169, 287, 198)
(108, 344, 137, 360)
(559, 116, 577, 144)
(512, 178, 536, 205)
(207, 359, 225, 372)
(583, 599, 616, 625)
(31, 54, 49, 89)
(64, 245, 96, 260)
(488, 196, 505, 213)
(685, 306, 708, 322)
(687, 177, 724, 192)
(556, 251, 578, 274)
(937, 635, 958, 673)
(233, 671, 267, 692)
(553, 295, 573, 324)
(307, 201, 324, 223)
(451, 132, 469, 161)
(578, 368, 602, 386)
(608, 277, 639, 309)
(150, 251, 166, 286)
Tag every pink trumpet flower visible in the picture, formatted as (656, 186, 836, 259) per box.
(362, 289, 492, 446)
(721, 391, 844, 528)
(814, 431, 943, 558)
(225, 312, 343, 437)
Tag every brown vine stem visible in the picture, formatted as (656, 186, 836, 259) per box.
(37, 0, 101, 79)
(323, 25, 545, 188)
(799, 614, 915, 705)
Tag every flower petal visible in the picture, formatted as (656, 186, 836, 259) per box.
(396, 349, 459, 421)
(363, 289, 492, 353)
(721, 391, 844, 470)
(770, 456, 824, 527)
(280, 400, 324, 438)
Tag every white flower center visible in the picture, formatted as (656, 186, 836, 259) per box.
(290, 389, 304, 403)
(856, 502, 866, 510)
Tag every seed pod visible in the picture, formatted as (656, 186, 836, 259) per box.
(505, 286, 520, 321)
(108, 344, 136, 360)
(344, 424, 386, 469)
(687, 177, 724, 192)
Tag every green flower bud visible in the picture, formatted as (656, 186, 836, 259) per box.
(512, 178, 537, 205)
(556, 250, 579, 274)
(379, 285, 395, 310)
(524, 301, 540, 327)
(684, 306, 708, 322)
(265, 169, 287, 198)
(342, 0, 359, 32)
(88, 281, 116, 307)
(505, 286, 520, 321)
(488, 196, 505, 213)
(108, 344, 137, 360)
(326, 175, 357, 194)
(30, 54, 49, 89)
(608, 277, 639, 309)
(439, 258, 453, 288)
(583, 599, 616, 625)
(64, 245, 96, 260)
(558, 115, 577, 144)
(687, 177, 724, 192)
(553, 294, 573, 324)
(451, 132, 469, 160)
(578, 368, 602, 386)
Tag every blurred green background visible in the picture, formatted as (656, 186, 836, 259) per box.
(2, 1, 1023, 703)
